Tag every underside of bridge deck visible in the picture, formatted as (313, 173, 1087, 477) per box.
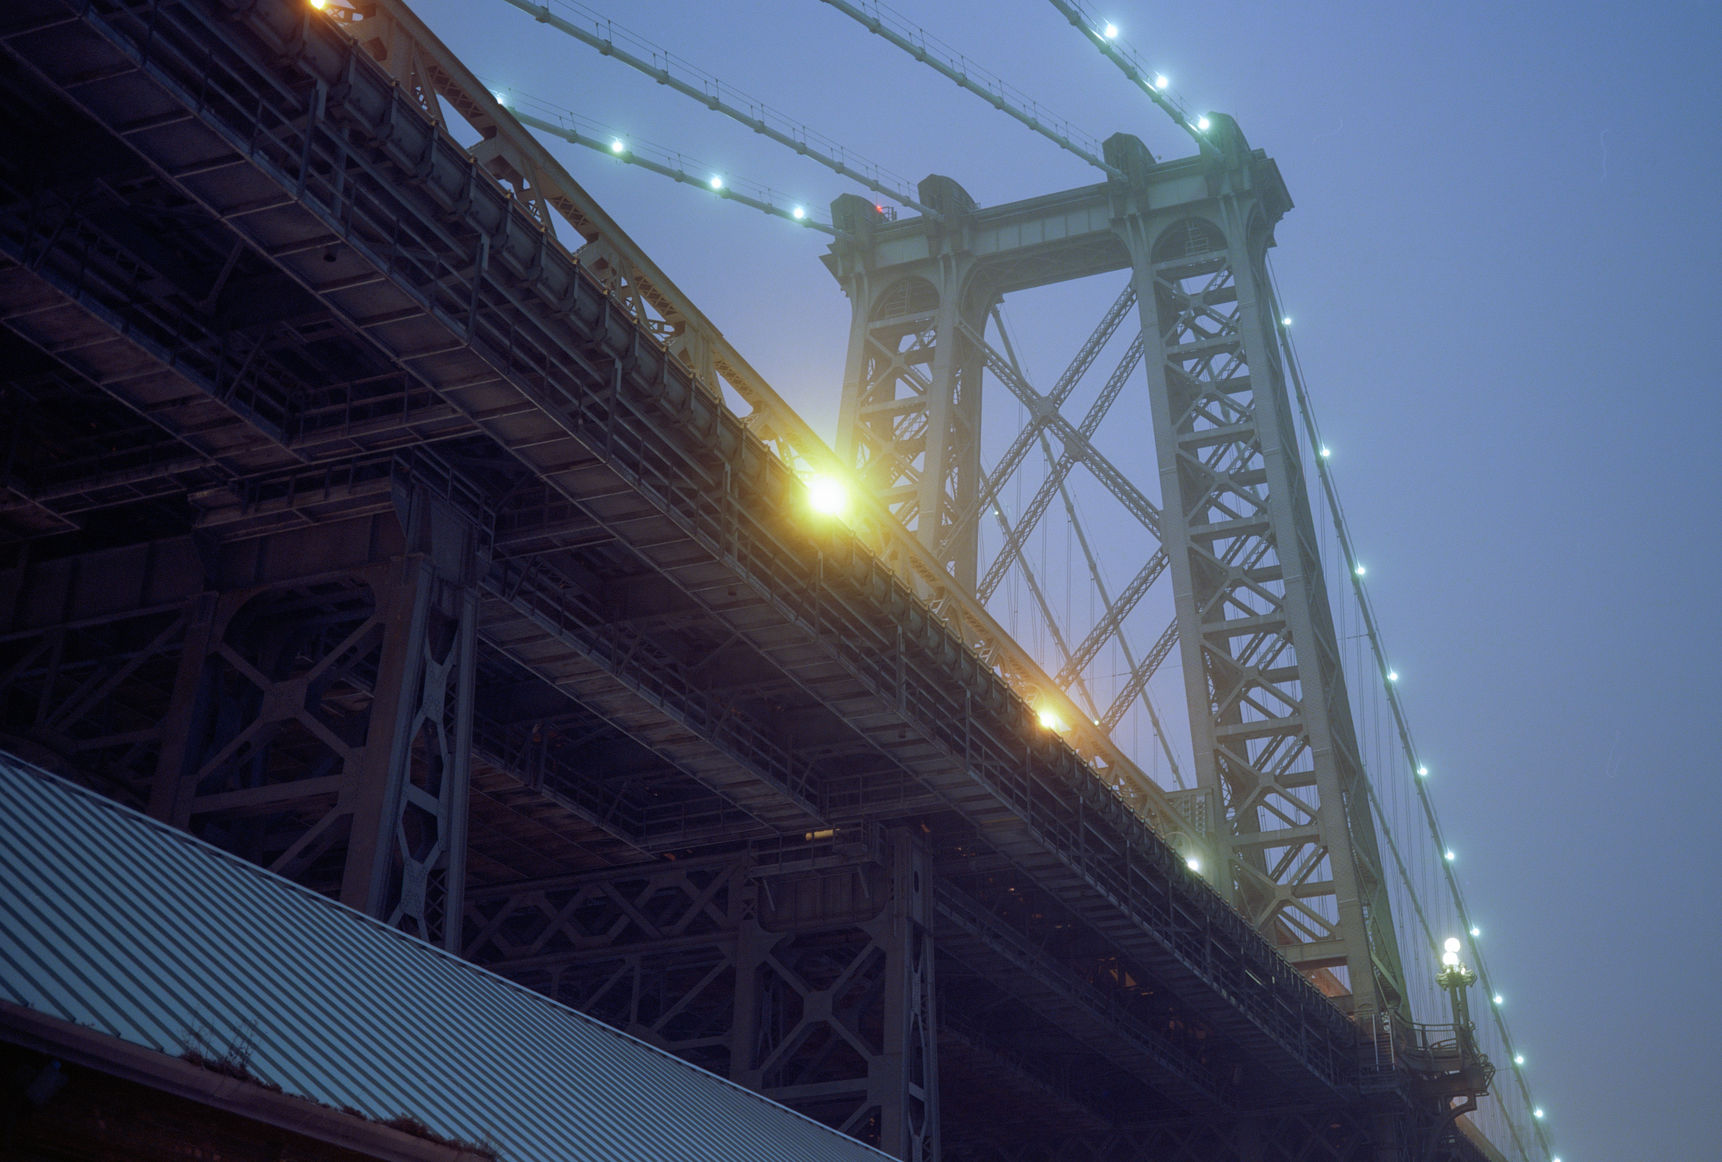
(0, 2, 1485, 1160)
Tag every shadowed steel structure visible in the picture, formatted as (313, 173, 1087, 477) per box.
(0, 754, 899, 1162)
(0, 0, 1493, 1159)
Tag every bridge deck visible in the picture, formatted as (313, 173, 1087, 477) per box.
(0, 0, 1408, 1144)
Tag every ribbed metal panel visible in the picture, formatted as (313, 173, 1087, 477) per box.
(0, 754, 890, 1162)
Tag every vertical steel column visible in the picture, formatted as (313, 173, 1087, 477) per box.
(741, 828, 939, 1161)
(1121, 118, 1406, 1018)
(831, 181, 989, 589)
(149, 493, 479, 951)
(878, 832, 939, 1162)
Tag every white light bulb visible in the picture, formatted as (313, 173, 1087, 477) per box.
(1443, 937, 1462, 954)
(1416, 765, 1429, 777)
(1444, 849, 1456, 861)
(1354, 563, 1366, 576)
(1441, 950, 1459, 967)
(1319, 446, 1331, 458)
(1387, 670, 1399, 682)
(1514, 1054, 1525, 1065)
(1493, 993, 1504, 1005)
(1533, 1108, 1544, 1119)
(1470, 925, 1481, 937)
(1281, 315, 1292, 326)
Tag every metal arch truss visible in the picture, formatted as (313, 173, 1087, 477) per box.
(464, 831, 940, 1161)
(828, 133, 1409, 1019)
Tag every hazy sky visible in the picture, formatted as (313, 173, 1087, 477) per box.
(404, 1, 1721, 1157)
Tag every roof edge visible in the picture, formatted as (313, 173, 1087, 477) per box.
(2, 1002, 489, 1162)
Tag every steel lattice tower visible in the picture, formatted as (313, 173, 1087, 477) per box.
(828, 122, 1410, 1022)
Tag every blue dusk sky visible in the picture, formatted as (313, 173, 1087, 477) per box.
(402, 1, 1720, 1157)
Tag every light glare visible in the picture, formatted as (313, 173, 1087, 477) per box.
(709, 175, 725, 190)
(1470, 925, 1481, 937)
(1319, 446, 1331, 458)
(610, 138, 626, 154)
(1153, 73, 1169, 90)
(1387, 670, 1398, 682)
(1037, 708, 1066, 732)
(792, 206, 806, 220)
(1514, 1054, 1525, 1065)
(1354, 563, 1366, 576)
(1103, 22, 1119, 39)
(1186, 856, 1202, 872)
(1417, 765, 1429, 777)
(1196, 115, 1211, 131)
(1533, 1108, 1544, 1119)
(1443, 937, 1462, 954)
(806, 474, 848, 518)
(1493, 993, 1505, 1005)
(1281, 315, 1292, 326)
(1443, 849, 1456, 861)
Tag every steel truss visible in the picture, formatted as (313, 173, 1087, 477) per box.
(466, 830, 939, 1159)
(0, 2, 1487, 1158)
(828, 128, 1409, 1020)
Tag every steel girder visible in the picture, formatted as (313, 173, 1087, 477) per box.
(0, 2, 1446, 1156)
(828, 127, 1409, 1022)
(464, 832, 940, 1160)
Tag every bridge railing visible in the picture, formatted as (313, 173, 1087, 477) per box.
(1357, 1010, 1496, 1101)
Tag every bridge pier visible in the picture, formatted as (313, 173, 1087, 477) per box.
(0, 486, 481, 951)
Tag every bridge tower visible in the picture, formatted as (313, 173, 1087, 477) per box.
(827, 123, 1410, 1023)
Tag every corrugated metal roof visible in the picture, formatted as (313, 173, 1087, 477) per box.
(0, 753, 891, 1162)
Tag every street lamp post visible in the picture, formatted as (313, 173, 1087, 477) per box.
(1436, 936, 1478, 1051)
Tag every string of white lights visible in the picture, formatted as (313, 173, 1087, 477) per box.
(492, 0, 935, 217)
(1267, 256, 1561, 1162)
(487, 87, 840, 234)
(1044, 0, 1214, 149)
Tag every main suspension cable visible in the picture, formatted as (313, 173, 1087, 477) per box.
(496, 0, 936, 217)
(494, 88, 840, 235)
(1267, 257, 1554, 1162)
(817, 0, 1122, 180)
(1044, 0, 1213, 151)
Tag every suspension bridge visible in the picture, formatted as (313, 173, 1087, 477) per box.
(0, 0, 1563, 1159)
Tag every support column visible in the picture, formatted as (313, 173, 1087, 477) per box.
(830, 180, 990, 590)
(149, 490, 479, 950)
(1120, 118, 1407, 1019)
